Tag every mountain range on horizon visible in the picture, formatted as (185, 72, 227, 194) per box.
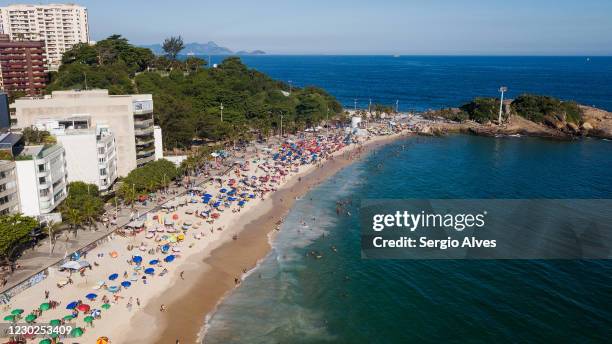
(139, 41, 265, 56)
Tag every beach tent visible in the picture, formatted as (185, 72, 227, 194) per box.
(61, 260, 90, 270)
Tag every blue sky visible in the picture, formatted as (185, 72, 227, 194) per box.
(1, 0, 611, 55)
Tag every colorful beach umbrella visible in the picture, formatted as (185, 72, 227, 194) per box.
(83, 316, 94, 323)
(121, 281, 131, 288)
(39, 339, 51, 344)
(144, 268, 155, 275)
(25, 314, 37, 322)
(3, 315, 16, 322)
(86, 293, 97, 300)
(132, 255, 142, 264)
(49, 319, 61, 326)
(66, 301, 79, 310)
(70, 327, 84, 337)
(164, 255, 175, 263)
(101, 303, 111, 310)
(149, 259, 159, 265)
(39, 302, 50, 311)
(11, 308, 24, 315)
(108, 273, 118, 281)
(77, 304, 90, 312)
(63, 315, 75, 321)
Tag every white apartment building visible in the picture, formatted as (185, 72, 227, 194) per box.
(13, 89, 160, 177)
(0, 3, 89, 70)
(35, 118, 118, 193)
(0, 160, 20, 215)
(15, 143, 67, 216)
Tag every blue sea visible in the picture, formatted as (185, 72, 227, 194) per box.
(203, 56, 612, 343)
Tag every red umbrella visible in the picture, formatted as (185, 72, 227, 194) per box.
(172, 214, 179, 220)
(77, 304, 90, 312)
(211, 213, 220, 219)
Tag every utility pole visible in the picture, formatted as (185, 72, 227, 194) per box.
(354, 99, 357, 112)
(369, 98, 372, 115)
(395, 100, 399, 113)
(498, 86, 508, 125)
(220, 102, 224, 122)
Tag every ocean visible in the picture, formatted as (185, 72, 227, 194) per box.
(202, 56, 612, 343)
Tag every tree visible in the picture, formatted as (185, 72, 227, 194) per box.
(511, 94, 583, 124)
(60, 182, 104, 232)
(459, 98, 501, 123)
(162, 36, 185, 61)
(0, 214, 39, 265)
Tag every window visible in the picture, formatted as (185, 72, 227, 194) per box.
(38, 164, 45, 172)
(38, 176, 46, 184)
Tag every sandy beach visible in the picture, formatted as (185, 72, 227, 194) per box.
(0, 129, 407, 344)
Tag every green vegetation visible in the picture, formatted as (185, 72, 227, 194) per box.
(459, 98, 503, 123)
(0, 214, 39, 264)
(60, 182, 105, 230)
(510, 94, 583, 124)
(22, 127, 56, 145)
(118, 159, 180, 203)
(48, 35, 342, 149)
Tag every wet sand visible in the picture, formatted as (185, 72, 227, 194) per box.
(133, 135, 405, 344)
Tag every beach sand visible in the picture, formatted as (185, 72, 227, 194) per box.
(0, 130, 406, 344)
(138, 133, 405, 344)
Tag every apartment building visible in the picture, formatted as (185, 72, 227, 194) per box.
(0, 3, 89, 70)
(0, 34, 47, 96)
(35, 118, 118, 193)
(13, 89, 161, 177)
(0, 160, 20, 215)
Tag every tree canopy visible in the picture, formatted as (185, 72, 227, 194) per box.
(459, 97, 502, 123)
(47, 35, 342, 149)
(510, 94, 583, 124)
(0, 214, 39, 263)
(118, 159, 180, 203)
(162, 36, 185, 60)
(60, 182, 105, 229)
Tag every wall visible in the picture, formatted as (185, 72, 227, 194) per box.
(15, 159, 39, 216)
(56, 133, 98, 185)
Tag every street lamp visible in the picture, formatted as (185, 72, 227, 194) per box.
(354, 99, 357, 112)
(220, 102, 224, 122)
(498, 86, 507, 124)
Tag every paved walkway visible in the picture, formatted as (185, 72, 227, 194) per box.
(0, 163, 232, 294)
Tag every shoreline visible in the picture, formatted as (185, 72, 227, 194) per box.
(136, 133, 407, 344)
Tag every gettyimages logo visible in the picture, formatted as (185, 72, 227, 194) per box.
(361, 199, 612, 259)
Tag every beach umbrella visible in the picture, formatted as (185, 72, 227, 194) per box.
(220, 188, 227, 193)
(66, 301, 79, 310)
(70, 327, 84, 337)
(101, 303, 111, 310)
(164, 255, 175, 263)
(108, 273, 118, 281)
(121, 281, 131, 288)
(91, 309, 101, 317)
(10, 308, 24, 315)
(149, 259, 159, 265)
(25, 314, 37, 323)
(3, 315, 16, 322)
(77, 304, 90, 312)
(85, 293, 97, 300)
(49, 319, 61, 326)
(39, 302, 50, 311)
(63, 315, 75, 321)
(161, 244, 170, 253)
(144, 268, 155, 275)
(108, 286, 119, 293)
(39, 339, 52, 344)
(132, 255, 143, 264)
(83, 316, 94, 323)
(238, 200, 246, 206)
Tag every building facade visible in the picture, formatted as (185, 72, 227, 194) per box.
(35, 119, 118, 193)
(0, 3, 89, 70)
(15, 144, 67, 216)
(0, 160, 20, 215)
(0, 34, 47, 96)
(13, 89, 159, 177)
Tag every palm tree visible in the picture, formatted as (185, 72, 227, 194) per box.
(64, 208, 83, 237)
(46, 221, 63, 255)
(82, 200, 99, 231)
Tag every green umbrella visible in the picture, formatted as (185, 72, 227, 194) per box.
(3, 315, 16, 322)
(101, 303, 111, 310)
(39, 302, 51, 311)
(63, 314, 75, 321)
(49, 332, 59, 338)
(39, 339, 52, 344)
(11, 309, 24, 315)
(83, 316, 94, 323)
(70, 327, 84, 337)
(25, 314, 37, 323)
(49, 319, 61, 326)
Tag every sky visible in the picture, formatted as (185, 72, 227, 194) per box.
(1, 0, 611, 55)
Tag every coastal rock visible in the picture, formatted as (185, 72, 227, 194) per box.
(566, 122, 579, 132)
(581, 122, 594, 130)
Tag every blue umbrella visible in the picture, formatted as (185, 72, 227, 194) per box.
(238, 200, 246, 206)
(108, 273, 118, 281)
(213, 202, 221, 208)
(249, 194, 255, 198)
(144, 268, 155, 275)
(66, 301, 79, 310)
(161, 244, 170, 253)
(219, 188, 227, 193)
(164, 255, 175, 263)
(121, 281, 131, 288)
(204, 193, 213, 198)
(85, 293, 97, 300)
(132, 256, 142, 264)
(149, 259, 159, 265)
(228, 197, 237, 201)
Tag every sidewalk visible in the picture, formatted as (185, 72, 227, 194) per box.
(0, 163, 231, 294)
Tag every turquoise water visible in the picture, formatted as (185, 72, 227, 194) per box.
(204, 136, 612, 343)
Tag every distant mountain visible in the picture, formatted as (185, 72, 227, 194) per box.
(139, 41, 265, 56)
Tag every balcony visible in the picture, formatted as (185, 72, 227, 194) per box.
(136, 155, 155, 166)
(134, 127, 154, 136)
(134, 118, 153, 129)
(136, 137, 155, 146)
(133, 100, 153, 115)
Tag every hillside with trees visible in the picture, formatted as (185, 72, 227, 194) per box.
(46, 35, 342, 149)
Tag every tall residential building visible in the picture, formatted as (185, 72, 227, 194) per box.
(0, 34, 47, 96)
(0, 3, 89, 70)
(35, 118, 118, 193)
(0, 160, 20, 215)
(13, 89, 160, 177)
